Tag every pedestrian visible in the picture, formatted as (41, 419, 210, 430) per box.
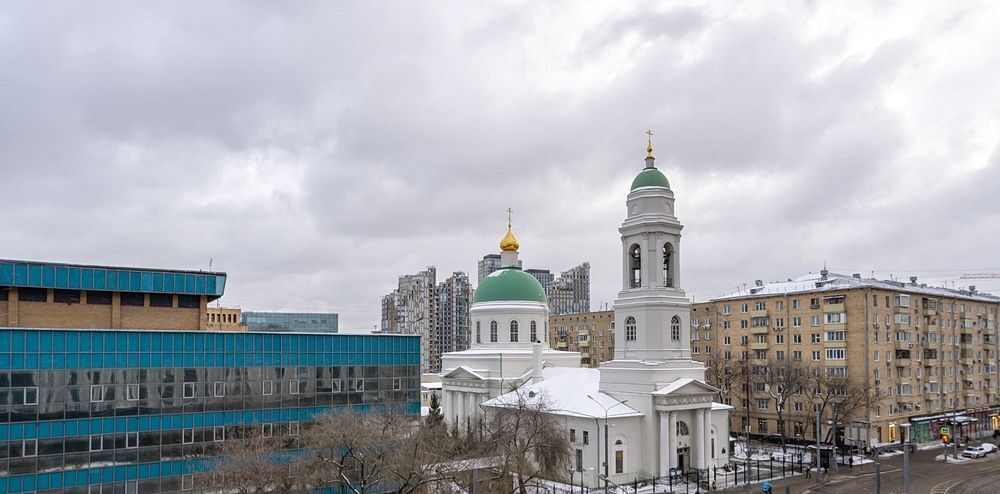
(762, 481, 773, 494)
(849, 456, 854, 470)
(804, 467, 811, 479)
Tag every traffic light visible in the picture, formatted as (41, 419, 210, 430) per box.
(941, 433, 949, 444)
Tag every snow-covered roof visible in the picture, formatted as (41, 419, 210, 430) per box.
(712, 271, 1000, 303)
(712, 402, 735, 411)
(421, 382, 443, 390)
(442, 366, 488, 380)
(482, 367, 643, 419)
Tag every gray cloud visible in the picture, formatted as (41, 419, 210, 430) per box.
(2, 2, 999, 326)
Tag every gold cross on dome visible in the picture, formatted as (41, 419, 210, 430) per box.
(646, 129, 654, 146)
(507, 207, 513, 228)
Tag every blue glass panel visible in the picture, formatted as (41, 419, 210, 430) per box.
(207, 275, 217, 295)
(183, 353, 194, 366)
(42, 265, 55, 286)
(185, 274, 196, 293)
(128, 332, 138, 352)
(102, 354, 114, 368)
(39, 331, 52, 351)
(140, 271, 152, 291)
(149, 353, 160, 367)
(150, 333, 162, 352)
(115, 354, 127, 367)
(0, 354, 9, 369)
(116, 333, 127, 352)
(103, 333, 115, 352)
(93, 269, 105, 290)
(0, 262, 12, 284)
(53, 331, 65, 352)
(68, 267, 81, 288)
(172, 333, 185, 352)
(196, 274, 205, 294)
(163, 273, 174, 292)
(0, 331, 11, 351)
(105, 270, 117, 291)
(14, 263, 28, 284)
(77, 332, 90, 352)
(152, 272, 163, 291)
(54, 266, 68, 288)
(30, 264, 43, 286)
(25, 331, 38, 351)
(184, 333, 195, 351)
(39, 353, 54, 369)
(225, 333, 235, 352)
(65, 354, 78, 368)
(129, 271, 140, 291)
(139, 332, 151, 351)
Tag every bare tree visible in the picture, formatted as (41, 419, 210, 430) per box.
(477, 392, 573, 494)
(704, 352, 736, 405)
(812, 371, 880, 443)
(755, 356, 814, 452)
(207, 425, 303, 494)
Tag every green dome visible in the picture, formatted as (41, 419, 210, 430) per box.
(474, 267, 547, 304)
(630, 167, 670, 191)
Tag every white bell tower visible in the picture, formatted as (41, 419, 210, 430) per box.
(612, 133, 691, 362)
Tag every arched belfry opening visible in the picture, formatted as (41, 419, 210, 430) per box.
(662, 243, 674, 288)
(629, 244, 641, 288)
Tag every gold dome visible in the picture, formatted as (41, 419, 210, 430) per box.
(500, 227, 519, 252)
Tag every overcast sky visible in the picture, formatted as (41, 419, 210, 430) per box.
(3, 2, 999, 329)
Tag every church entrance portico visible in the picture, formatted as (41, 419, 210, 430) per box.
(677, 447, 689, 471)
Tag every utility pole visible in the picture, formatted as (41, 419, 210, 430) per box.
(815, 410, 821, 479)
(831, 401, 838, 472)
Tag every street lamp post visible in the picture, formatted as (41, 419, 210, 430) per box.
(587, 395, 629, 494)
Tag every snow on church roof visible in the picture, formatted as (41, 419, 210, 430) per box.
(482, 367, 643, 419)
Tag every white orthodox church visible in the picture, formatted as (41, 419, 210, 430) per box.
(440, 141, 732, 488)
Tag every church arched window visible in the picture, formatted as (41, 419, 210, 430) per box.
(530, 321, 537, 342)
(613, 438, 626, 474)
(629, 244, 641, 288)
(476, 321, 481, 344)
(676, 421, 689, 436)
(490, 321, 498, 343)
(662, 243, 674, 288)
(510, 320, 519, 342)
(625, 316, 637, 341)
(671, 316, 681, 341)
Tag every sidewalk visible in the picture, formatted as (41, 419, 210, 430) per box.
(717, 462, 888, 494)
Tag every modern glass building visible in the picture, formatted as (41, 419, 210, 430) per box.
(241, 312, 339, 333)
(0, 328, 420, 494)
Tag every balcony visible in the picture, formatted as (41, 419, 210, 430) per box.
(896, 376, 912, 385)
(581, 352, 590, 359)
(923, 308, 937, 317)
(578, 340, 590, 347)
(751, 358, 768, 366)
(751, 309, 768, 318)
(895, 358, 911, 367)
(962, 357, 975, 366)
(961, 311, 975, 319)
(557, 342, 567, 349)
(750, 342, 769, 351)
(824, 323, 847, 331)
(824, 340, 847, 348)
(824, 303, 846, 313)
(750, 326, 769, 335)
(924, 358, 938, 367)
(894, 340, 914, 351)
(961, 327, 976, 336)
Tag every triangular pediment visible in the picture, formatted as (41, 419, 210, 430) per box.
(442, 366, 487, 381)
(652, 377, 719, 396)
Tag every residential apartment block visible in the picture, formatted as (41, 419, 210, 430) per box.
(546, 263, 591, 316)
(548, 310, 615, 367)
(692, 270, 1000, 448)
(381, 268, 472, 373)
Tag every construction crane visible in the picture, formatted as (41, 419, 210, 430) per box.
(960, 273, 1000, 279)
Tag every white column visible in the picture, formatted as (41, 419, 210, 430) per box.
(668, 411, 678, 469)
(456, 391, 465, 427)
(695, 408, 705, 469)
(444, 391, 454, 424)
(466, 392, 476, 424)
(659, 413, 671, 476)
(702, 409, 711, 469)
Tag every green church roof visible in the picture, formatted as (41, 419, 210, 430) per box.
(630, 167, 670, 191)
(474, 267, 547, 304)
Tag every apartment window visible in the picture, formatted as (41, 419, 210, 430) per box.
(490, 321, 498, 342)
(793, 299, 801, 309)
(214, 426, 225, 441)
(825, 331, 846, 342)
(825, 312, 846, 324)
(895, 294, 911, 308)
(776, 300, 785, 311)
(812, 351, 821, 361)
(811, 316, 820, 326)
(121, 292, 144, 306)
(774, 317, 785, 329)
(183, 428, 195, 444)
(24, 387, 38, 405)
(740, 335, 749, 345)
(776, 350, 785, 360)
(874, 351, 879, 361)
(791, 317, 801, 327)
(583, 430, 590, 445)
(149, 293, 173, 307)
(826, 349, 846, 360)
(18, 287, 47, 302)
(19, 439, 37, 457)
(125, 384, 140, 401)
(127, 432, 139, 449)
(177, 295, 200, 308)
(740, 320, 749, 329)
(810, 298, 820, 309)
(723, 320, 732, 330)
(570, 428, 577, 442)
(775, 334, 784, 344)
(86, 290, 112, 305)
(758, 419, 768, 434)
(755, 302, 766, 311)
(793, 351, 802, 361)
(214, 382, 226, 397)
(811, 333, 820, 344)
(289, 380, 301, 395)
(90, 385, 105, 402)
(724, 336, 731, 345)
(183, 382, 196, 398)
(53, 289, 81, 304)
(393, 377, 402, 391)
(723, 304, 731, 315)
(740, 303, 749, 313)
(793, 334, 802, 344)
(757, 399, 768, 410)
(263, 380, 275, 395)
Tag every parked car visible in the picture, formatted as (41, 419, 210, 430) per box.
(961, 446, 987, 459)
(979, 443, 998, 454)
